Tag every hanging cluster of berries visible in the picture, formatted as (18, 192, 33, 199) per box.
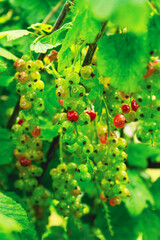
(135, 59, 160, 143)
(12, 57, 51, 229)
(50, 162, 90, 217)
(92, 136, 129, 206)
(14, 57, 45, 114)
(49, 64, 130, 212)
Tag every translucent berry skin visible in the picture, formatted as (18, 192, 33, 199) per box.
(15, 71, 29, 83)
(14, 59, 26, 71)
(67, 111, 79, 122)
(31, 126, 41, 137)
(85, 110, 96, 121)
(113, 114, 125, 128)
(109, 196, 121, 206)
(20, 157, 32, 167)
(80, 66, 93, 79)
(121, 104, 130, 114)
(131, 99, 140, 112)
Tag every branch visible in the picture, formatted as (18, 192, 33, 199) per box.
(82, 21, 107, 66)
(42, 1, 63, 24)
(38, 0, 73, 60)
(38, 136, 59, 184)
(7, 0, 73, 129)
(7, 97, 20, 130)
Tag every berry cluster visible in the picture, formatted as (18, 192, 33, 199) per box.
(135, 59, 160, 143)
(14, 57, 45, 114)
(49, 65, 130, 209)
(12, 57, 51, 230)
(50, 162, 91, 217)
(91, 136, 129, 206)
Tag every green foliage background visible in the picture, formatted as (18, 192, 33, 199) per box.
(0, 0, 160, 240)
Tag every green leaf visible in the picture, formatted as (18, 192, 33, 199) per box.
(153, 0, 160, 12)
(9, 0, 55, 25)
(127, 143, 159, 168)
(0, 191, 36, 239)
(0, 128, 15, 165)
(67, 216, 99, 240)
(148, 14, 160, 53)
(97, 33, 149, 93)
(0, 30, 30, 41)
(95, 203, 139, 240)
(0, 213, 22, 232)
(124, 170, 154, 216)
(151, 178, 160, 210)
(30, 41, 54, 53)
(87, 0, 149, 33)
(0, 47, 18, 61)
(136, 208, 160, 240)
(0, 58, 7, 73)
(58, 7, 101, 72)
(41, 23, 72, 46)
(42, 226, 67, 240)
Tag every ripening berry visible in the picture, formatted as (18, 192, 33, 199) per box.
(67, 110, 79, 122)
(35, 60, 43, 71)
(80, 66, 93, 79)
(15, 71, 29, 83)
(109, 196, 121, 206)
(85, 110, 96, 121)
(114, 114, 125, 128)
(26, 60, 35, 71)
(29, 71, 41, 82)
(100, 192, 108, 201)
(58, 99, 64, 106)
(35, 80, 45, 91)
(20, 157, 32, 167)
(65, 72, 80, 85)
(31, 126, 41, 137)
(131, 99, 140, 112)
(20, 95, 32, 110)
(14, 59, 26, 71)
(121, 103, 130, 114)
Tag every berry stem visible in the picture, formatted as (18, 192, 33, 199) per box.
(59, 130, 63, 163)
(103, 98, 111, 136)
(102, 201, 114, 237)
(95, 183, 114, 237)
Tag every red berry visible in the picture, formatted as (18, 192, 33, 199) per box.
(17, 119, 23, 125)
(67, 111, 79, 122)
(31, 126, 41, 137)
(113, 114, 125, 129)
(58, 99, 64, 107)
(85, 110, 96, 121)
(20, 157, 32, 167)
(121, 103, 130, 114)
(131, 99, 140, 112)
